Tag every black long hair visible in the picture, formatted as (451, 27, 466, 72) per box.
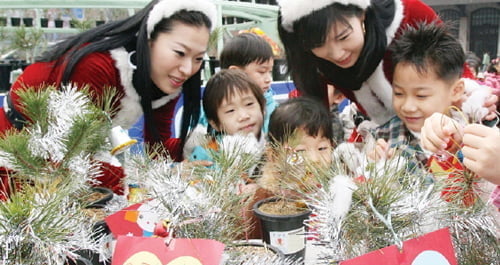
(278, 0, 395, 101)
(38, 0, 212, 150)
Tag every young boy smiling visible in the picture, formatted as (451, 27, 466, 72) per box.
(368, 22, 465, 166)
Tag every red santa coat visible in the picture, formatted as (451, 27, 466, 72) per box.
(0, 47, 183, 196)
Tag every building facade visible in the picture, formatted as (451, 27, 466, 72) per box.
(226, 0, 500, 60)
(424, 1, 500, 61)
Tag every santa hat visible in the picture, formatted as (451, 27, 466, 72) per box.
(278, 0, 371, 32)
(147, 0, 217, 38)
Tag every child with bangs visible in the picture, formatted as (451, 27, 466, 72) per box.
(367, 22, 466, 168)
(244, 97, 336, 239)
(183, 69, 266, 166)
(198, 32, 277, 133)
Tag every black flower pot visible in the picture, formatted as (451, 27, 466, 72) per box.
(10, 17, 21, 26)
(22, 17, 33, 27)
(54, 19, 64, 28)
(0, 17, 7, 26)
(85, 187, 113, 209)
(40, 18, 49, 28)
(253, 197, 311, 264)
(0, 63, 11, 92)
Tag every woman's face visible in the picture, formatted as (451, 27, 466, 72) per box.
(311, 15, 365, 69)
(149, 22, 210, 94)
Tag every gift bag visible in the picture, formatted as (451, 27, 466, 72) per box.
(340, 228, 457, 265)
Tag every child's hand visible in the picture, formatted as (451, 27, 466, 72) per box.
(462, 124, 500, 185)
(420, 113, 463, 153)
(367, 139, 395, 161)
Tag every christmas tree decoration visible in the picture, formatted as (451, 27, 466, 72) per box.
(305, 143, 499, 265)
(0, 85, 118, 264)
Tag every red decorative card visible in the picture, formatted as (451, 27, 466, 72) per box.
(340, 228, 457, 265)
(112, 236, 225, 265)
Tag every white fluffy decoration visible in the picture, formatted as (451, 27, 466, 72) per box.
(278, 0, 371, 32)
(182, 124, 208, 158)
(328, 174, 358, 220)
(461, 78, 491, 122)
(147, 0, 217, 38)
(219, 133, 264, 158)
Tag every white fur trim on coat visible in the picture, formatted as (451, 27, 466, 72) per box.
(385, 0, 404, 44)
(110, 48, 180, 129)
(147, 0, 217, 38)
(278, 0, 370, 32)
(353, 62, 395, 125)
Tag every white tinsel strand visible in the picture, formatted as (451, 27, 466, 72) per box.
(28, 87, 92, 162)
(222, 252, 300, 265)
(0, 192, 102, 265)
(0, 150, 18, 170)
(48, 86, 91, 129)
(307, 162, 441, 261)
(124, 156, 204, 226)
(28, 123, 67, 162)
(66, 153, 102, 187)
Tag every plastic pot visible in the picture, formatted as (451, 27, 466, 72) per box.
(10, 17, 21, 27)
(54, 19, 64, 28)
(253, 197, 311, 264)
(40, 18, 49, 28)
(22, 17, 33, 27)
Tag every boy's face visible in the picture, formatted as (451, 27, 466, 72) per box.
(210, 89, 263, 137)
(288, 129, 333, 166)
(392, 63, 464, 132)
(233, 59, 274, 93)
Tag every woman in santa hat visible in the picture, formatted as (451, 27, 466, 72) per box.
(277, 0, 497, 126)
(0, 0, 217, 194)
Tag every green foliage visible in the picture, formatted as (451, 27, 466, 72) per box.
(0, 179, 99, 265)
(208, 26, 223, 57)
(10, 26, 45, 62)
(70, 19, 94, 32)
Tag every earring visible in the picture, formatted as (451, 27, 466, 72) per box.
(128, 51, 137, 70)
(362, 22, 366, 34)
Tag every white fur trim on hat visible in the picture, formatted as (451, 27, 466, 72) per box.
(278, 0, 370, 32)
(147, 0, 217, 38)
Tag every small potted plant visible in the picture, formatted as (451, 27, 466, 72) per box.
(0, 16, 7, 26)
(251, 132, 322, 263)
(11, 26, 45, 63)
(40, 18, 49, 28)
(10, 17, 21, 26)
(22, 17, 33, 27)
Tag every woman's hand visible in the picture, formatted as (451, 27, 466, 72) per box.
(462, 124, 500, 185)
